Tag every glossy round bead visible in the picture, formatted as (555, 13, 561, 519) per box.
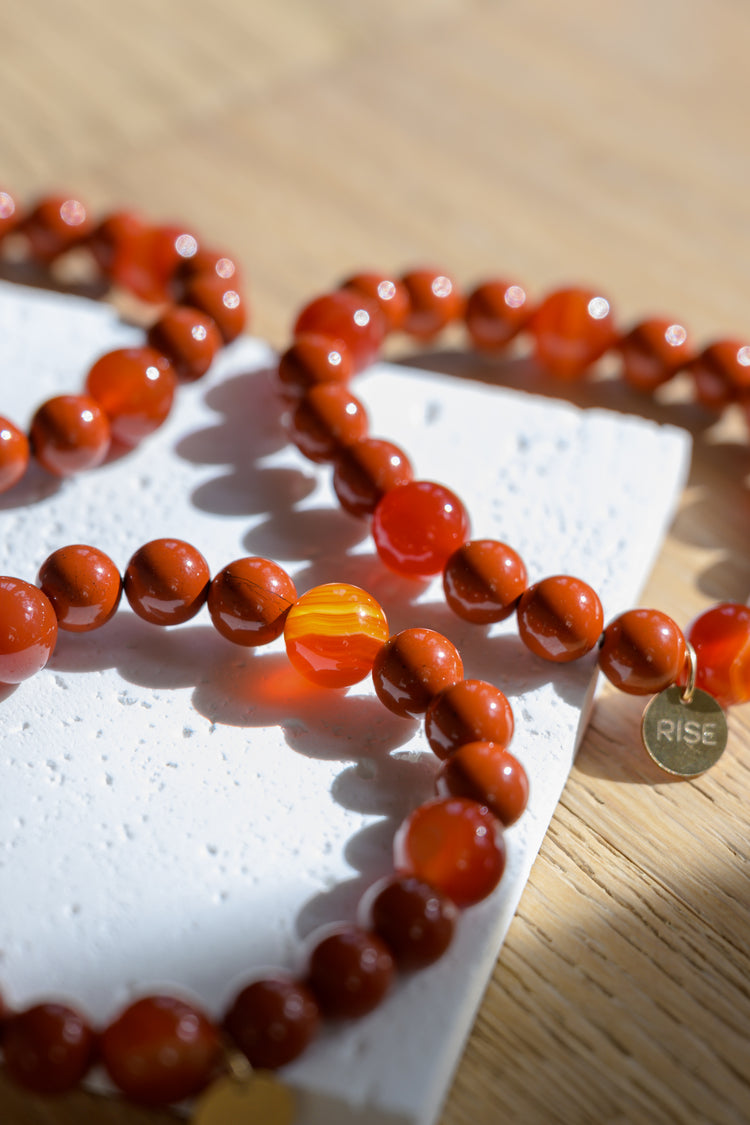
(183, 272, 247, 343)
(277, 333, 354, 397)
(372, 480, 470, 578)
(22, 194, 93, 262)
(124, 539, 210, 626)
(143, 224, 201, 300)
(688, 340, 750, 411)
(85, 347, 176, 447)
(306, 925, 394, 1019)
(289, 384, 369, 463)
(0, 416, 30, 492)
(2, 1003, 96, 1095)
(88, 209, 149, 291)
(424, 678, 514, 760)
(341, 273, 410, 332)
(688, 603, 750, 707)
(284, 583, 389, 688)
(0, 577, 58, 683)
(29, 394, 111, 477)
(394, 797, 505, 908)
(175, 245, 241, 288)
(598, 608, 686, 695)
(400, 269, 463, 339)
(465, 279, 531, 351)
(147, 305, 222, 381)
(372, 627, 464, 717)
(38, 544, 122, 632)
(443, 539, 528, 624)
(618, 318, 693, 392)
(100, 995, 222, 1106)
(208, 557, 297, 646)
(223, 977, 320, 1070)
(332, 437, 414, 518)
(360, 874, 457, 970)
(0, 188, 21, 240)
(435, 741, 529, 826)
(531, 287, 617, 378)
(294, 290, 386, 372)
(517, 575, 604, 662)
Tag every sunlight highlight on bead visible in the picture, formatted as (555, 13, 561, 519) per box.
(284, 583, 389, 688)
(588, 296, 610, 320)
(665, 323, 688, 347)
(504, 285, 526, 309)
(0, 192, 16, 219)
(59, 199, 86, 226)
(175, 233, 198, 258)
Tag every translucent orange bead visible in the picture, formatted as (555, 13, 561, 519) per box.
(284, 583, 389, 688)
(0, 577, 58, 683)
(688, 603, 750, 707)
(294, 290, 385, 371)
(372, 480, 470, 577)
(400, 269, 463, 339)
(531, 287, 617, 378)
(517, 575, 603, 662)
(0, 417, 30, 493)
(29, 395, 111, 477)
(465, 279, 531, 351)
(85, 347, 176, 447)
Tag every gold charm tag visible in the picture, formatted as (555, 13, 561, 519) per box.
(641, 685, 727, 776)
(192, 1069, 295, 1125)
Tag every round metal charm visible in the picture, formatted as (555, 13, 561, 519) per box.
(192, 1070, 295, 1125)
(641, 685, 727, 776)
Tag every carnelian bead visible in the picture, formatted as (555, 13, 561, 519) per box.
(2, 1003, 96, 1095)
(0, 189, 22, 241)
(400, 269, 463, 339)
(147, 305, 222, 381)
(517, 575, 603, 662)
(531, 287, 617, 378)
(443, 539, 528, 624)
(341, 273, 410, 332)
(372, 627, 464, 717)
(306, 926, 394, 1019)
(38, 545, 122, 632)
(0, 416, 30, 492)
(688, 340, 750, 411)
(289, 384, 369, 463)
(224, 978, 320, 1070)
(688, 603, 750, 707)
(618, 318, 694, 392)
(85, 347, 176, 447)
(208, 557, 296, 646)
(372, 480, 470, 578)
(435, 741, 529, 826)
(124, 539, 210, 626)
(284, 583, 389, 688)
(277, 333, 354, 397)
(29, 395, 111, 477)
(294, 290, 386, 371)
(0, 578, 58, 683)
(183, 272, 247, 342)
(332, 437, 414, 518)
(394, 797, 505, 908)
(100, 995, 222, 1107)
(464, 280, 531, 351)
(424, 678, 514, 760)
(22, 195, 93, 262)
(360, 874, 458, 970)
(598, 608, 686, 695)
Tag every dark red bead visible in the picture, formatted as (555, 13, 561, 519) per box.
(224, 978, 320, 1069)
(400, 269, 463, 339)
(0, 417, 30, 493)
(124, 539, 210, 626)
(517, 575, 603, 662)
(0, 577, 58, 683)
(618, 318, 693, 392)
(289, 384, 369, 463)
(424, 678, 514, 760)
(306, 925, 394, 1019)
(87, 210, 150, 292)
(3, 1003, 96, 1095)
(22, 195, 93, 263)
(443, 539, 528, 624)
(147, 305, 222, 381)
(465, 279, 531, 351)
(688, 340, 750, 411)
(332, 437, 413, 518)
(29, 395, 111, 477)
(38, 544, 122, 632)
(598, 608, 686, 695)
(208, 557, 296, 646)
(361, 875, 458, 970)
(341, 273, 410, 332)
(372, 480, 470, 577)
(531, 287, 617, 378)
(294, 290, 386, 371)
(183, 272, 247, 343)
(277, 333, 354, 397)
(372, 627, 464, 717)
(435, 741, 529, 826)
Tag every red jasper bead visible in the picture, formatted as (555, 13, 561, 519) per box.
(618, 318, 694, 392)
(2, 1003, 96, 1095)
(0, 577, 57, 683)
(394, 797, 506, 908)
(100, 995, 222, 1106)
(0, 416, 30, 492)
(284, 583, 389, 688)
(306, 925, 394, 1019)
(223, 977, 320, 1070)
(124, 539, 210, 626)
(598, 608, 686, 695)
(361, 874, 458, 970)
(531, 287, 617, 378)
(688, 340, 750, 411)
(435, 741, 529, 826)
(372, 627, 464, 717)
(38, 544, 122, 632)
(688, 602, 750, 707)
(465, 279, 532, 351)
(22, 194, 93, 262)
(289, 384, 369, 463)
(372, 480, 470, 578)
(29, 394, 111, 477)
(277, 333, 354, 397)
(0, 189, 22, 240)
(443, 539, 528, 624)
(147, 305, 222, 381)
(517, 575, 604, 662)
(294, 290, 386, 371)
(85, 347, 176, 447)
(332, 437, 414, 518)
(400, 269, 463, 339)
(341, 273, 410, 332)
(208, 557, 296, 646)
(183, 272, 247, 343)
(424, 678, 514, 760)
(175, 245, 241, 288)
(144, 224, 201, 300)
(88, 210, 150, 291)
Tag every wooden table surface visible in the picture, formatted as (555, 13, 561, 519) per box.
(1, 2, 748, 1123)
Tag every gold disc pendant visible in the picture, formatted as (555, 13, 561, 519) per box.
(192, 1069, 295, 1125)
(641, 685, 727, 776)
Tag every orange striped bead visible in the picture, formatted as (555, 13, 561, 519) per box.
(284, 583, 389, 688)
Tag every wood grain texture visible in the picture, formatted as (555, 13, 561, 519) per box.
(0, 1, 748, 1122)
